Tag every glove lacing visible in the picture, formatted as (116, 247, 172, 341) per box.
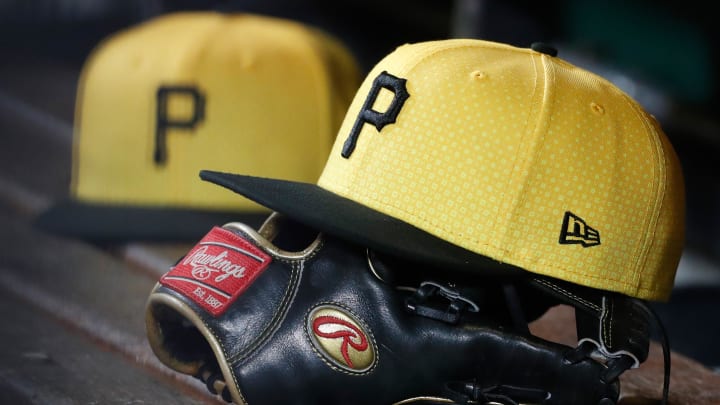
(413, 285, 672, 405)
(197, 363, 233, 403)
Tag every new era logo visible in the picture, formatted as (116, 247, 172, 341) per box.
(559, 211, 600, 247)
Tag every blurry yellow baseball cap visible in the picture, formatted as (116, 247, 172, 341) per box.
(201, 39, 685, 301)
(34, 11, 361, 242)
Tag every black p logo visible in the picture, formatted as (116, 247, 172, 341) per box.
(155, 85, 206, 165)
(341, 71, 409, 158)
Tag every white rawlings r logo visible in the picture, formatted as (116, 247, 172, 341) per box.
(183, 245, 247, 282)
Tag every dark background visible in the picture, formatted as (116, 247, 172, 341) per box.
(2, 0, 718, 371)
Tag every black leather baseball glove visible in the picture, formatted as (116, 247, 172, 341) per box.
(146, 213, 667, 405)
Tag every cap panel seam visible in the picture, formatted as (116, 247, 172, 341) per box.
(493, 51, 549, 262)
(624, 97, 666, 297)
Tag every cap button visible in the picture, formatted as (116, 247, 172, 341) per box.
(531, 42, 558, 57)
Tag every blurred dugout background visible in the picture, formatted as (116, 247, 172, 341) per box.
(1, 0, 719, 370)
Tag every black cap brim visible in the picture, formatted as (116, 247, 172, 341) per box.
(34, 199, 267, 243)
(200, 170, 525, 276)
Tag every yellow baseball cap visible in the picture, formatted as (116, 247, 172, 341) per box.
(34, 11, 361, 242)
(201, 39, 685, 301)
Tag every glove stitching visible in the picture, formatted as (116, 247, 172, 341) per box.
(599, 297, 617, 351)
(267, 238, 324, 265)
(234, 261, 302, 365)
(607, 299, 615, 350)
(194, 307, 249, 405)
(593, 296, 640, 365)
(229, 239, 324, 364)
(533, 278, 600, 312)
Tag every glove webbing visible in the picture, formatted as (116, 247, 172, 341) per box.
(529, 277, 670, 405)
(404, 281, 481, 325)
(401, 275, 669, 405)
(401, 280, 617, 405)
(443, 381, 550, 405)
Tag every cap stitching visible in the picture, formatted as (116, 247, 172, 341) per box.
(624, 97, 667, 297)
(497, 51, 551, 262)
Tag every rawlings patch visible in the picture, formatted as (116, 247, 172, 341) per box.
(160, 226, 271, 316)
(307, 305, 376, 373)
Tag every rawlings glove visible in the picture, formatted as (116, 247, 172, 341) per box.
(146, 214, 666, 405)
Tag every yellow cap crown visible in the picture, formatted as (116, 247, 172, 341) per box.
(73, 12, 360, 212)
(319, 39, 685, 300)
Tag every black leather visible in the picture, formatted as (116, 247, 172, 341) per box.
(146, 220, 620, 405)
(530, 277, 651, 367)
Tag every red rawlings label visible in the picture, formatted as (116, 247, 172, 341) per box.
(160, 226, 271, 316)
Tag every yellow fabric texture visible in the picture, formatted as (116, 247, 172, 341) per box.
(72, 12, 360, 212)
(318, 40, 685, 300)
